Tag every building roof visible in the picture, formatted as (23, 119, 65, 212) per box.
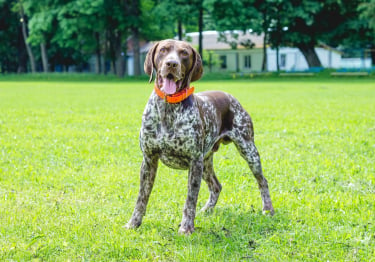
(183, 30, 264, 50)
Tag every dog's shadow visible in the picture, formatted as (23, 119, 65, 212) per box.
(196, 206, 289, 236)
(172, 207, 289, 258)
(166, 206, 287, 239)
(128, 207, 291, 260)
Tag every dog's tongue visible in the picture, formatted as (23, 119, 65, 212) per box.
(163, 78, 177, 95)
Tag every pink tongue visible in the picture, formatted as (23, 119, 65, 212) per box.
(163, 78, 177, 95)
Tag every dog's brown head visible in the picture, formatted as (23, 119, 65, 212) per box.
(144, 39, 203, 95)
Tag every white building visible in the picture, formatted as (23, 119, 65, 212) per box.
(125, 30, 372, 75)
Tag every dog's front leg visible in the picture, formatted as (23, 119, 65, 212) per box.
(179, 157, 203, 235)
(126, 155, 158, 229)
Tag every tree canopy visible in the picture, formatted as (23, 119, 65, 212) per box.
(208, 0, 375, 68)
(0, 0, 374, 74)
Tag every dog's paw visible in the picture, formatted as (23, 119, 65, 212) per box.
(124, 219, 141, 229)
(178, 219, 195, 235)
(178, 226, 194, 235)
(262, 208, 275, 216)
(200, 205, 214, 213)
(124, 223, 136, 230)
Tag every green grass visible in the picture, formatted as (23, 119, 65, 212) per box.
(1, 77, 374, 261)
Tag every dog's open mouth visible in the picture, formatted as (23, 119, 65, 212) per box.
(159, 73, 182, 95)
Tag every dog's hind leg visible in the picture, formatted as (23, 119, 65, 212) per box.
(125, 155, 158, 229)
(231, 133, 274, 215)
(201, 154, 222, 212)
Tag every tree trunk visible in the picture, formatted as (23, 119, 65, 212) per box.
(370, 45, 375, 66)
(177, 20, 183, 40)
(94, 32, 101, 74)
(235, 52, 239, 72)
(124, 49, 128, 76)
(261, 11, 268, 72)
(108, 29, 117, 75)
(276, 46, 280, 72)
(40, 42, 49, 72)
(95, 53, 101, 74)
(17, 23, 27, 73)
(275, 5, 281, 72)
(131, 0, 141, 76)
(19, 4, 36, 73)
(297, 43, 322, 68)
(114, 32, 124, 78)
(102, 31, 108, 75)
(116, 53, 125, 77)
(262, 34, 267, 71)
(132, 29, 141, 76)
(198, 4, 203, 60)
(111, 56, 116, 75)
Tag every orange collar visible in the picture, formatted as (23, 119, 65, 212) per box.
(154, 84, 194, 103)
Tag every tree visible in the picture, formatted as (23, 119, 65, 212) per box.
(253, 0, 274, 71)
(267, 0, 289, 71)
(27, 4, 57, 72)
(208, 0, 374, 69)
(12, 0, 37, 73)
(0, 0, 27, 73)
(206, 0, 266, 68)
(56, 0, 106, 73)
(197, 0, 204, 59)
(358, 0, 375, 65)
(276, 0, 374, 67)
(280, 1, 323, 67)
(151, 0, 207, 58)
(152, 0, 207, 40)
(18, 0, 65, 73)
(131, 0, 188, 75)
(129, 0, 141, 76)
(360, 0, 375, 30)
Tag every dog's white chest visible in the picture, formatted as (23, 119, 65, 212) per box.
(140, 95, 203, 169)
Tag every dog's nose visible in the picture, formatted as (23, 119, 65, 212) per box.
(166, 60, 179, 68)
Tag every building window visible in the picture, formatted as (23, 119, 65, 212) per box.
(220, 55, 227, 69)
(244, 55, 251, 69)
(280, 54, 286, 68)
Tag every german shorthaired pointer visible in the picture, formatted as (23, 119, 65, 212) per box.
(126, 39, 274, 234)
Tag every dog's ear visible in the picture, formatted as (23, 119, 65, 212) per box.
(144, 42, 159, 83)
(190, 47, 203, 82)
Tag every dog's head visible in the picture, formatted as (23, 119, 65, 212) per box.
(144, 39, 203, 95)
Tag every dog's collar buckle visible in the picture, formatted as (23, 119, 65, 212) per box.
(154, 84, 194, 103)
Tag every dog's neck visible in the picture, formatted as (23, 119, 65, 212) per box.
(154, 84, 194, 104)
(153, 89, 195, 133)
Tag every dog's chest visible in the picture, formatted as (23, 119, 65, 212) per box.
(140, 95, 203, 168)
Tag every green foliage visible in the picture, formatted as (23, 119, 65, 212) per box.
(208, 0, 375, 66)
(147, 0, 207, 39)
(2, 0, 375, 72)
(139, 0, 175, 40)
(27, 8, 56, 45)
(0, 1, 21, 72)
(359, 0, 375, 33)
(55, 0, 104, 52)
(1, 77, 374, 260)
(206, 0, 259, 32)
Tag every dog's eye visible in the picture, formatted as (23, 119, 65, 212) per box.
(160, 47, 167, 54)
(181, 50, 189, 57)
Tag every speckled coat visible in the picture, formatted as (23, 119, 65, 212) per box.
(126, 40, 274, 234)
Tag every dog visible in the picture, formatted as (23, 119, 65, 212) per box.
(126, 39, 274, 234)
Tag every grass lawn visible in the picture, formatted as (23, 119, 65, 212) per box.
(0, 76, 374, 261)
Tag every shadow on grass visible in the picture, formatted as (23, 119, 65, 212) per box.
(125, 206, 293, 261)
(197, 206, 290, 238)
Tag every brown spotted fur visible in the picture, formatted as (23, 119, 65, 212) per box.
(126, 40, 274, 234)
